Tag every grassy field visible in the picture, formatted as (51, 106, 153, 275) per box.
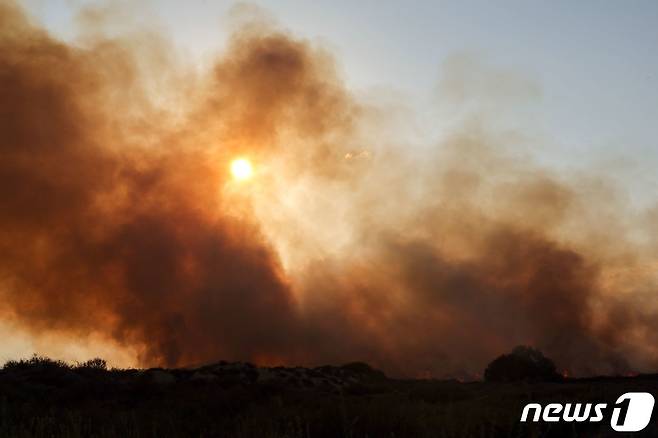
(0, 356, 656, 437)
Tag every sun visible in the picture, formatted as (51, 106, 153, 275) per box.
(230, 158, 254, 181)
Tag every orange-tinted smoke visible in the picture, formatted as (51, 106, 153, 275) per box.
(1, 0, 656, 377)
(0, 0, 304, 366)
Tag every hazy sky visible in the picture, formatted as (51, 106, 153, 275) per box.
(21, 0, 658, 203)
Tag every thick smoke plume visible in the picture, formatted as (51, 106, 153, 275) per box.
(1, 0, 657, 377)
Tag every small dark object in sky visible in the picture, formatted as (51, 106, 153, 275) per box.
(484, 346, 562, 382)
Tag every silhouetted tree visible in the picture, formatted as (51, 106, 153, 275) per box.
(484, 346, 561, 382)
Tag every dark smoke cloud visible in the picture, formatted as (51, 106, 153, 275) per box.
(0, 0, 301, 366)
(1, 0, 656, 377)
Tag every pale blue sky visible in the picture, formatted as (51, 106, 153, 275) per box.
(22, 0, 658, 206)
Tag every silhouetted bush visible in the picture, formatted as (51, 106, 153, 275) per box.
(76, 358, 107, 370)
(2, 354, 71, 371)
(484, 346, 561, 382)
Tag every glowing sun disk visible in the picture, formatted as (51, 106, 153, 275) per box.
(230, 158, 253, 181)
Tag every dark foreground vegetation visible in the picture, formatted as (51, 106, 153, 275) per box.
(1, 354, 658, 438)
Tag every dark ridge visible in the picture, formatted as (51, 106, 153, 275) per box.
(2, 354, 658, 437)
